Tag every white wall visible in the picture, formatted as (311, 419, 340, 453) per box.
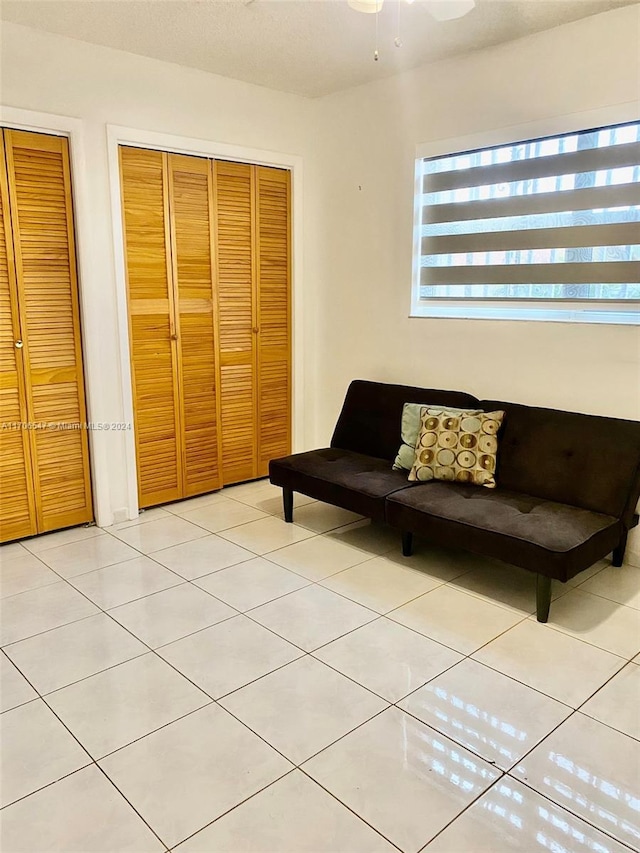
(1, 22, 322, 526)
(313, 4, 640, 558)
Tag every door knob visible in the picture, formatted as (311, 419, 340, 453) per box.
(15, 340, 23, 349)
(252, 327, 260, 334)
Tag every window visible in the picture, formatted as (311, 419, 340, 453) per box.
(412, 120, 640, 324)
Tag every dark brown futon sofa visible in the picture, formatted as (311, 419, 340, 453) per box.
(269, 380, 640, 622)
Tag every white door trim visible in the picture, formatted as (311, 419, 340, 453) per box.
(0, 104, 111, 527)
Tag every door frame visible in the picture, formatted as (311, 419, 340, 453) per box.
(106, 125, 304, 520)
(0, 105, 106, 525)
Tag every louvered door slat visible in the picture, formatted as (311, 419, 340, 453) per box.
(168, 153, 222, 496)
(255, 166, 291, 476)
(4, 130, 92, 534)
(120, 146, 182, 508)
(214, 160, 257, 484)
(0, 132, 37, 542)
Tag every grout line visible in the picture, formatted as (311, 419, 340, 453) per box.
(415, 770, 508, 853)
(502, 770, 639, 853)
(9, 558, 307, 782)
(165, 766, 299, 851)
(574, 707, 640, 744)
(0, 659, 170, 852)
(4, 500, 639, 851)
(296, 766, 405, 853)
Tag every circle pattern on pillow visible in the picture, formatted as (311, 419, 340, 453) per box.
(408, 409, 505, 488)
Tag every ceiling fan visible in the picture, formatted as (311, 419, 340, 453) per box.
(348, 0, 476, 22)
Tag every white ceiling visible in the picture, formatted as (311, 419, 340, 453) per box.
(1, 0, 637, 97)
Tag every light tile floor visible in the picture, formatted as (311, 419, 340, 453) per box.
(1, 478, 639, 853)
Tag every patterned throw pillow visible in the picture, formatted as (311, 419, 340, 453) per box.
(408, 409, 505, 488)
(392, 403, 483, 471)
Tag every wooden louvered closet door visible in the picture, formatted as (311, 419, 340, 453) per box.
(121, 147, 290, 504)
(0, 134, 37, 541)
(213, 162, 291, 484)
(1, 130, 92, 538)
(213, 161, 258, 484)
(120, 147, 182, 508)
(255, 166, 291, 477)
(168, 154, 222, 496)
(120, 146, 222, 508)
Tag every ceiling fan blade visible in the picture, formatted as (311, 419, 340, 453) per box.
(426, 0, 475, 21)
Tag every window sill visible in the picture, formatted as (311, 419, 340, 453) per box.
(410, 303, 640, 325)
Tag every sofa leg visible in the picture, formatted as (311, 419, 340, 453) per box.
(402, 532, 413, 557)
(282, 488, 293, 523)
(536, 574, 552, 623)
(612, 530, 628, 567)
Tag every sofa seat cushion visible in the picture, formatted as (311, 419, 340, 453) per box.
(269, 449, 415, 522)
(386, 483, 621, 581)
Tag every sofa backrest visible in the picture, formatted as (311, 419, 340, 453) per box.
(331, 380, 481, 462)
(481, 399, 640, 524)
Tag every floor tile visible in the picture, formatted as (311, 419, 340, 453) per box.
(179, 499, 268, 533)
(474, 620, 627, 707)
(450, 560, 570, 614)
(158, 615, 302, 699)
(176, 770, 396, 853)
(399, 659, 571, 770)
(108, 583, 236, 648)
(0, 542, 30, 562)
(254, 491, 316, 519)
(222, 478, 282, 507)
(47, 653, 210, 758)
(315, 617, 462, 702)
(565, 559, 610, 586)
(110, 506, 171, 533)
(327, 520, 399, 556)
(0, 582, 99, 646)
(321, 555, 444, 613)
(392, 543, 490, 583)
(20, 524, 103, 555)
(110, 506, 173, 529)
(194, 557, 309, 611)
(220, 655, 387, 764)
(151, 534, 256, 580)
(578, 563, 640, 611)
(427, 775, 631, 853)
(0, 699, 90, 807)
(303, 706, 500, 853)
(531, 588, 640, 658)
(37, 535, 140, 579)
(512, 713, 640, 849)
(68, 555, 182, 609)
(110, 515, 209, 554)
(165, 491, 229, 515)
(3, 613, 147, 695)
(390, 585, 523, 655)
(0, 551, 60, 599)
(99, 703, 292, 849)
(267, 535, 370, 581)
(250, 584, 377, 651)
(291, 501, 363, 533)
(0, 651, 38, 712)
(580, 662, 640, 740)
(0, 765, 164, 853)
(217, 516, 315, 555)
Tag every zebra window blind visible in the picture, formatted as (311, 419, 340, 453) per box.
(417, 120, 640, 305)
